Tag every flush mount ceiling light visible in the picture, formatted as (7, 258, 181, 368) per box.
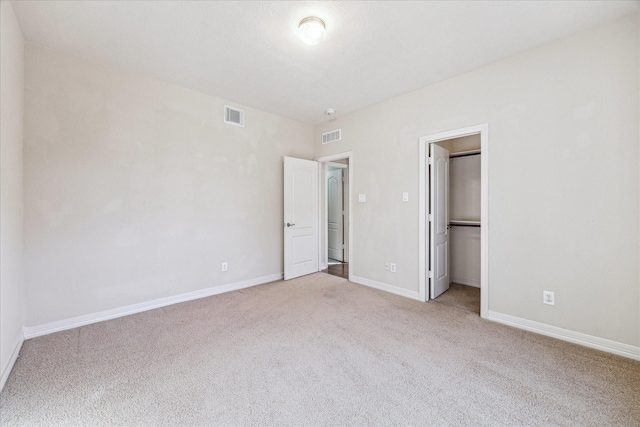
(298, 17, 326, 46)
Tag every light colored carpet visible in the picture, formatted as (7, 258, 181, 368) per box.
(1, 273, 638, 426)
(433, 283, 480, 315)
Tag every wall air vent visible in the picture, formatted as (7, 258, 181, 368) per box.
(322, 129, 341, 144)
(224, 105, 245, 127)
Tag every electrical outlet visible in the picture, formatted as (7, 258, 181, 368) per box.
(543, 290, 555, 305)
(390, 263, 397, 273)
(221, 262, 228, 272)
(358, 194, 366, 203)
(385, 262, 390, 271)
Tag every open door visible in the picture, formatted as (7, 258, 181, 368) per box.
(284, 157, 319, 280)
(430, 144, 450, 298)
(327, 167, 344, 261)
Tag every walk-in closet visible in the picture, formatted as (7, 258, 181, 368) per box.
(441, 135, 481, 289)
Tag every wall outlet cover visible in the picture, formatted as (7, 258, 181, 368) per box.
(543, 290, 555, 305)
(358, 194, 366, 203)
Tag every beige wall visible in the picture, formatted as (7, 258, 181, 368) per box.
(1, 0, 25, 388)
(24, 44, 314, 327)
(315, 14, 639, 347)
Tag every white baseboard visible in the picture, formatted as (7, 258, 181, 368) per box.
(350, 275, 422, 301)
(1, 333, 24, 392)
(451, 278, 480, 288)
(487, 310, 640, 361)
(24, 273, 283, 339)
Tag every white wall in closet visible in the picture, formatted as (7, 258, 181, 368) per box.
(449, 153, 481, 287)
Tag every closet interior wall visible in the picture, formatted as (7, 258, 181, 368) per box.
(439, 135, 481, 288)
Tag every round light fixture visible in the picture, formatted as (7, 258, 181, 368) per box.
(298, 17, 326, 46)
(325, 108, 336, 116)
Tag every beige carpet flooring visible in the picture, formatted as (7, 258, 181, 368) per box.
(1, 273, 639, 426)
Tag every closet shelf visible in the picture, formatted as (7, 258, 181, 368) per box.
(449, 220, 481, 227)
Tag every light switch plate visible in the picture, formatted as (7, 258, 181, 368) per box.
(402, 192, 409, 202)
(358, 194, 366, 203)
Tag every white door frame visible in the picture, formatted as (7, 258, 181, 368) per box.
(316, 151, 353, 282)
(419, 124, 489, 318)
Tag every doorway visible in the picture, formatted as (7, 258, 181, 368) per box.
(419, 125, 488, 318)
(317, 152, 353, 282)
(326, 161, 349, 279)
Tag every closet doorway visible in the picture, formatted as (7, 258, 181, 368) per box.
(418, 125, 488, 318)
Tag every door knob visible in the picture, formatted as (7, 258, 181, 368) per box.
(286, 223, 295, 227)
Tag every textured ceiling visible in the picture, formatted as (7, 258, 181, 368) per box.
(10, 1, 639, 125)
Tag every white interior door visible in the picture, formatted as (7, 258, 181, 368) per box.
(327, 167, 344, 261)
(430, 144, 450, 298)
(284, 157, 319, 280)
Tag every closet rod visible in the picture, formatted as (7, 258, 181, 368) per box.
(449, 223, 481, 227)
(450, 151, 481, 159)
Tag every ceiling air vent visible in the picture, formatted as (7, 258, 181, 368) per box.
(224, 105, 245, 127)
(322, 129, 341, 144)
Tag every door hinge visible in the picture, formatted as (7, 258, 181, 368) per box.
(428, 214, 433, 222)
(342, 244, 345, 249)
(342, 210, 345, 215)
(429, 157, 434, 165)
(428, 271, 433, 278)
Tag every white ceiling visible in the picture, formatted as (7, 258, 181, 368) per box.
(11, 1, 639, 125)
